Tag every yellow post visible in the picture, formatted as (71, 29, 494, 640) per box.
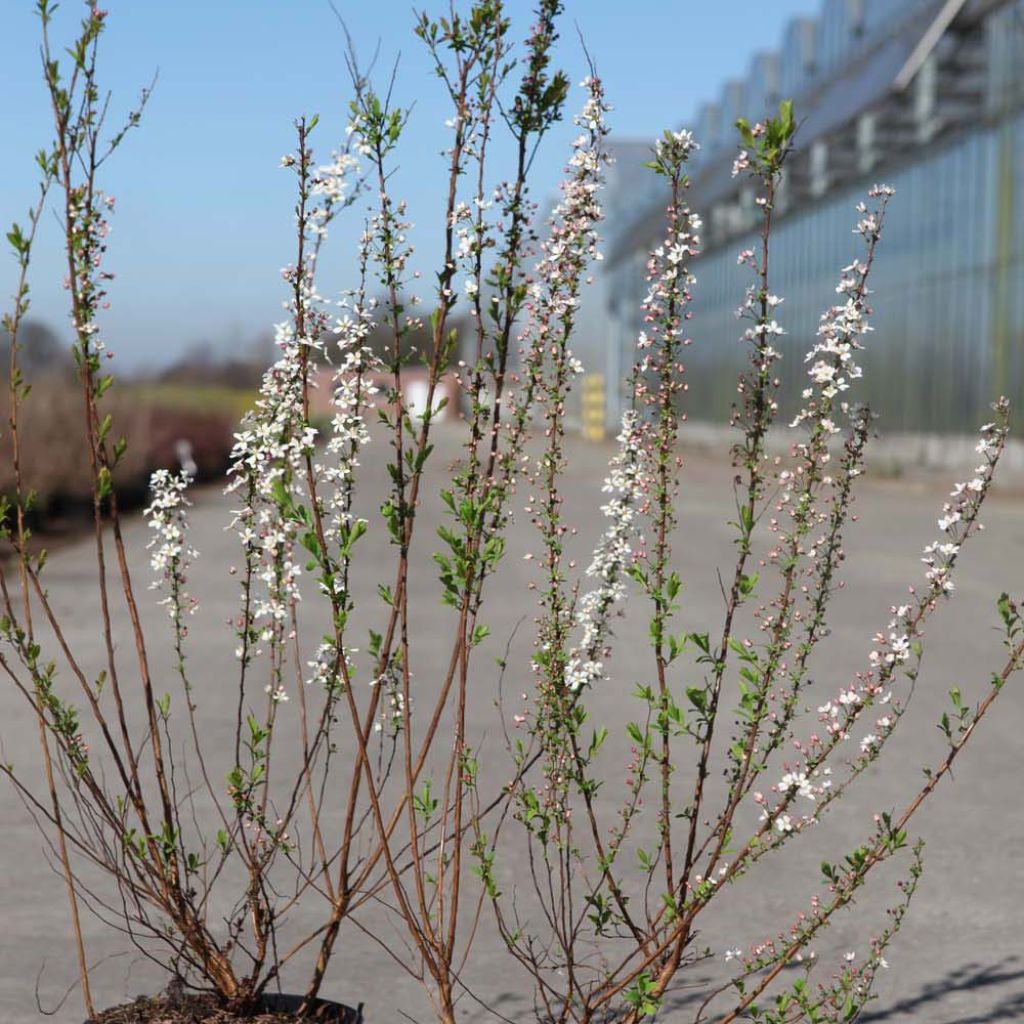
(581, 373, 605, 441)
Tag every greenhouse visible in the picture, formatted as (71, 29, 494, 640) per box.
(600, 0, 1024, 435)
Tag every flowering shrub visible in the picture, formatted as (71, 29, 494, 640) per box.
(1, 3, 1021, 1024)
(483, 107, 1019, 1024)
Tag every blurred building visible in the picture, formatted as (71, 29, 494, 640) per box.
(597, 0, 1024, 437)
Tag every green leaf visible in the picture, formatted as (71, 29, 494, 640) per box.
(688, 632, 711, 656)
(96, 466, 113, 500)
(686, 686, 707, 714)
(6, 224, 27, 255)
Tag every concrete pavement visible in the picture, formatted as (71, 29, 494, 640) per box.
(1, 422, 1022, 1022)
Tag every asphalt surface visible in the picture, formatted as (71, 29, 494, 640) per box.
(1, 421, 1022, 1023)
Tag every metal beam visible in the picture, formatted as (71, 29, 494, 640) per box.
(894, 0, 969, 91)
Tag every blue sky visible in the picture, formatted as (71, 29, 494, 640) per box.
(0, 0, 820, 370)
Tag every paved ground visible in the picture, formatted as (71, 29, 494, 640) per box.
(1, 422, 1022, 1023)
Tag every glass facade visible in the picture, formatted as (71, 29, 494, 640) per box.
(603, 0, 1024, 436)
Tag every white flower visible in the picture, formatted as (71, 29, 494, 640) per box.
(144, 468, 198, 618)
(775, 814, 794, 834)
(779, 770, 815, 801)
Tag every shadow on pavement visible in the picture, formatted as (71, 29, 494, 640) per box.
(862, 956, 1024, 1023)
(478, 959, 1024, 1023)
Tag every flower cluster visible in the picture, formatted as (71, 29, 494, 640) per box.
(66, 187, 118, 358)
(228, 316, 319, 636)
(316, 231, 379, 559)
(652, 127, 699, 171)
(370, 659, 408, 736)
(144, 468, 198, 619)
(630, 126, 700, 435)
(511, 77, 613, 828)
(733, 193, 893, 798)
(924, 413, 1005, 594)
(756, 405, 1009, 839)
(520, 76, 611, 509)
(565, 410, 647, 690)
(505, 75, 611, 531)
(526, 75, 610, 354)
(314, 149, 360, 205)
(633, 191, 702, 379)
(792, 185, 894, 425)
(228, 134, 359, 678)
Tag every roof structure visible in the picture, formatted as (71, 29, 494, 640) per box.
(605, 0, 1008, 266)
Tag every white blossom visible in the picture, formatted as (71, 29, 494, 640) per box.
(144, 468, 198, 619)
(565, 411, 647, 691)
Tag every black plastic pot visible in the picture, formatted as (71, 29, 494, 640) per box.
(84, 992, 364, 1023)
